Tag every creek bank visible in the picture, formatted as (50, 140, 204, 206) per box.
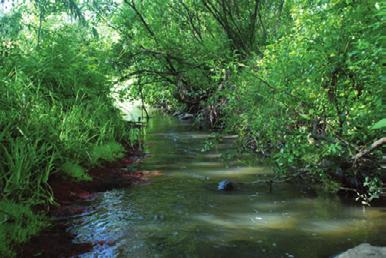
(19, 151, 148, 258)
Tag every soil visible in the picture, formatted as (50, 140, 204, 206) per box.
(19, 151, 147, 258)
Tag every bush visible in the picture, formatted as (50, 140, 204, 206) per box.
(223, 1, 384, 192)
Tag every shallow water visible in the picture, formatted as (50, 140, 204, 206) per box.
(69, 113, 386, 258)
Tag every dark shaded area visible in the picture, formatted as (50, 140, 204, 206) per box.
(19, 223, 93, 258)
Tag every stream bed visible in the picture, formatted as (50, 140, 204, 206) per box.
(68, 113, 386, 258)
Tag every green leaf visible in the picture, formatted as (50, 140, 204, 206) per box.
(371, 118, 386, 130)
(299, 113, 310, 120)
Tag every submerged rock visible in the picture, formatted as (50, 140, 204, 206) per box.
(217, 179, 234, 191)
(336, 243, 386, 258)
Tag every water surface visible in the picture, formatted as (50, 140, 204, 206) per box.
(69, 113, 386, 258)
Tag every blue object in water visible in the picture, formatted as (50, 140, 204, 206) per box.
(217, 179, 234, 191)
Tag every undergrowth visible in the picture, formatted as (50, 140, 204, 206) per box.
(0, 15, 140, 257)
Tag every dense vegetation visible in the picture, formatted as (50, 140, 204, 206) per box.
(0, 0, 384, 256)
(0, 1, 139, 256)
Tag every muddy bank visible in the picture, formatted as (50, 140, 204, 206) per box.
(19, 153, 147, 258)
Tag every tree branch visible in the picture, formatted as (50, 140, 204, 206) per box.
(353, 138, 386, 161)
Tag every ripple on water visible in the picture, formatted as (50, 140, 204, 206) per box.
(194, 212, 298, 231)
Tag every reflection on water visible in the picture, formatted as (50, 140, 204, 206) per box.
(69, 113, 386, 258)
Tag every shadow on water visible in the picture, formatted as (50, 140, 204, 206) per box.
(68, 112, 386, 258)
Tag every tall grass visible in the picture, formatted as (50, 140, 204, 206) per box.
(0, 25, 140, 256)
(0, 74, 139, 203)
(0, 72, 140, 257)
(1, 138, 55, 202)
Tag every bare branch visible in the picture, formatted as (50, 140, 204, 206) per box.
(353, 138, 386, 161)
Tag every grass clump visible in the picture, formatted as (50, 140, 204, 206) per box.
(61, 162, 92, 182)
(90, 142, 125, 165)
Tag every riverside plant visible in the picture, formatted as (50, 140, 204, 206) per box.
(0, 16, 140, 256)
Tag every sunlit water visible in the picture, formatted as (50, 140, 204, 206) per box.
(68, 113, 386, 258)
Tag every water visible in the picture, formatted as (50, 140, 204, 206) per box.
(69, 113, 386, 258)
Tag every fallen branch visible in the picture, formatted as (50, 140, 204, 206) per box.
(353, 137, 386, 161)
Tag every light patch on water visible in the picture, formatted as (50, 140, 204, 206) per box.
(198, 166, 272, 179)
(143, 163, 189, 171)
(342, 206, 386, 220)
(190, 134, 217, 139)
(361, 208, 386, 219)
(302, 219, 369, 235)
(194, 212, 297, 231)
(163, 166, 271, 181)
(222, 135, 239, 139)
(188, 161, 225, 168)
(202, 153, 222, 159)
(252, 201, 288, 211)
(154, 132, 216, 140)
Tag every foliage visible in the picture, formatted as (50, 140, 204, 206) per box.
(61, 161, 92, 181)
(223, 0, 384, 187)
(0, 200, 47, 257)
(0, 2, 140, 256)
(115, 0, 384, 199)
(113, 0, 285, 117)
(0, 0, 384, 256)
(90, 142, 125, 165)
(371, 118, 386, 130)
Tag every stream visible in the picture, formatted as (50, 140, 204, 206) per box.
(67, 112, 386, 258)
